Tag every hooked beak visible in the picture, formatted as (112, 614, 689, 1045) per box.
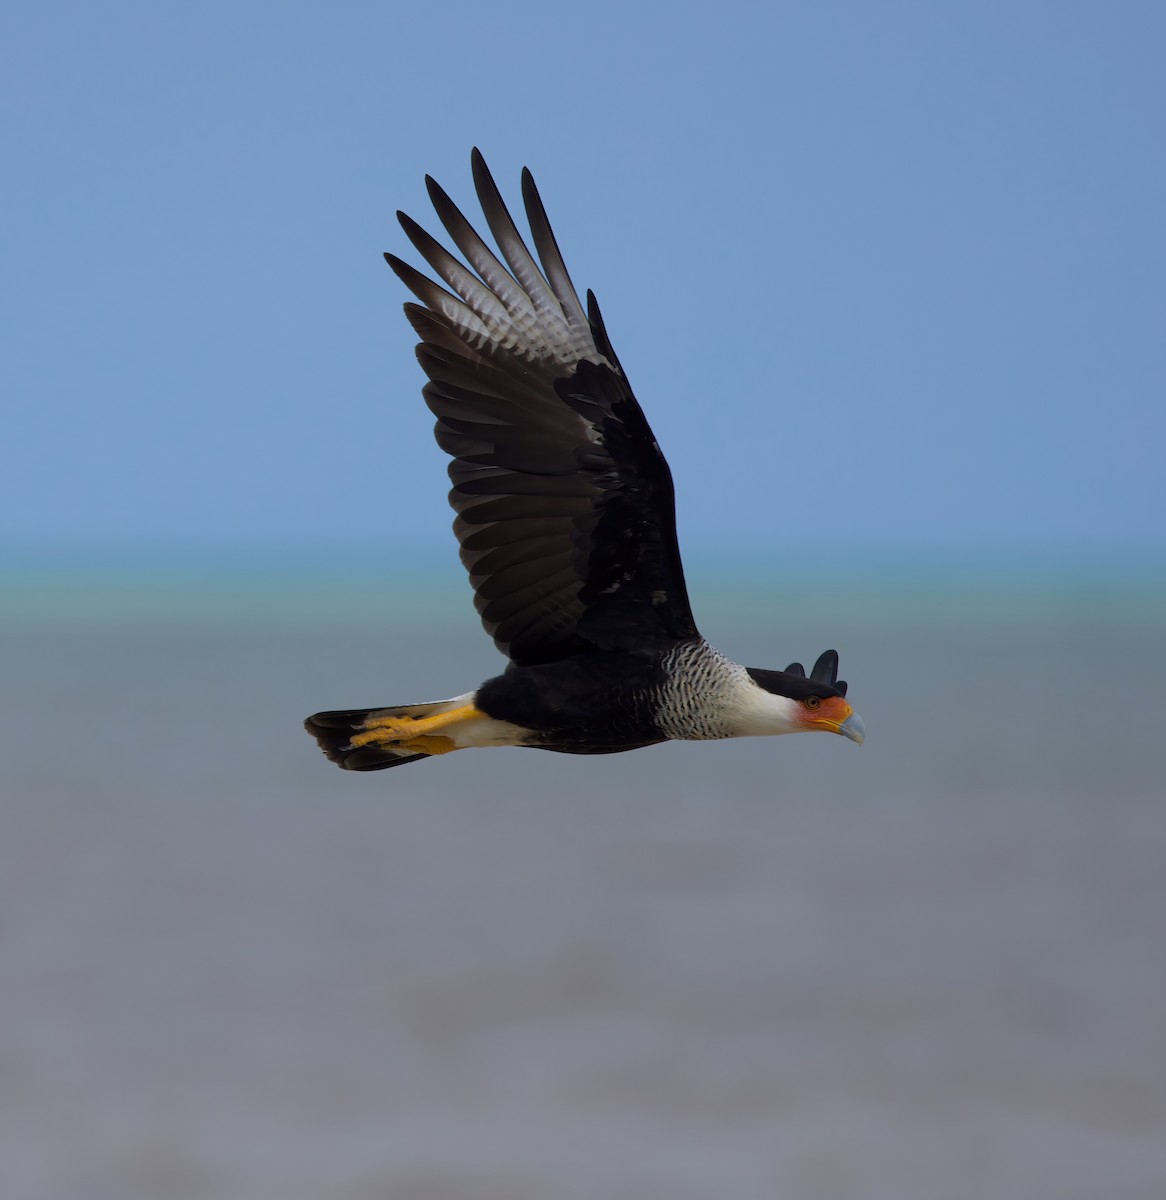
(808, 698, 865, 745)
(837, 711, 865, 745)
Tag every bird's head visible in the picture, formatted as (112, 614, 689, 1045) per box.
(746, 649, 865, 744)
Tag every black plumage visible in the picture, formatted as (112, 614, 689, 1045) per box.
(388, 154, 695, 666)
(305, 151, 863, 771)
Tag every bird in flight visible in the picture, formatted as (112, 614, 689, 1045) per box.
(305, 150, 864, 770)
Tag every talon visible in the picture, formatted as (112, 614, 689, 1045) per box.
(351, 715, 415, 746)
(349, 705, 483, 751)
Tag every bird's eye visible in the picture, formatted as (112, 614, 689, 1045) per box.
(805, 696, 821, 710)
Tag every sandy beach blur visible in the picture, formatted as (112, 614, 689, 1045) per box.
(2, 574, 1164, 1199)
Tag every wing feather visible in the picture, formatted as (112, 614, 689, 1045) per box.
(391, 151, 698, 664)
(520, 166, 590, 336)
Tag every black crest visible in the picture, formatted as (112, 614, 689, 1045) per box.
(782, 649, 848, 698)
(747, 649, 849, 701)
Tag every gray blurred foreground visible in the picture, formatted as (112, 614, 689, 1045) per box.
(2, 596, 1164, 1199)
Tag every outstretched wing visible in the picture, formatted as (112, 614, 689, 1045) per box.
(387, 149, 698, 666)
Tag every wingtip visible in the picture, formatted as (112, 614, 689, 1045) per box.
(424, 173, 451, 209)
(586, 289, 603, 326)
(520, 165, 540, 212)
(470, 147, 494, 191)
(384, 251, 408, 276)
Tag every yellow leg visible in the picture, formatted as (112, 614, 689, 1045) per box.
(349, 705, 482, 752)
(406, 735, 457, 756)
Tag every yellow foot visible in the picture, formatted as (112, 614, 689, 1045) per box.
(405, 734, 457, 756)
(349, 705, 481, 755)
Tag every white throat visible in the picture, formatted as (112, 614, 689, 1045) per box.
(654, 642, 803, 741)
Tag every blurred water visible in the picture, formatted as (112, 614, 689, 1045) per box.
(1, 579, 1164, 1199)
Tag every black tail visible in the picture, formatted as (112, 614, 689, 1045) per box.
(304, 703, 440, 771)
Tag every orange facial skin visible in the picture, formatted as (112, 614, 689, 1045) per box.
(800, 695, 858, 736)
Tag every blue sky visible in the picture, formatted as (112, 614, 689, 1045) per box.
(3, 1, 1163, 576)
